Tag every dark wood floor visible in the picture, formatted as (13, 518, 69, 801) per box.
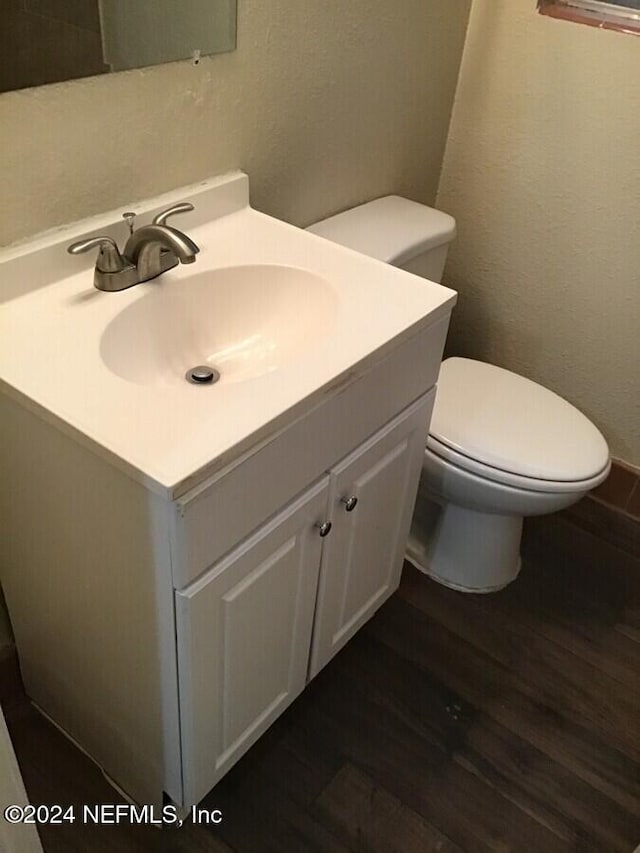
(4, 511, 640, 852)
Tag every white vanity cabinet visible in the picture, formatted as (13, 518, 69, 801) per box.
(0, 328, 444, 812)
(176, 478, 329, 805)
(309, 398, 429, 678)
(0, 172, 457, 814)
(175, 394, 433, 805)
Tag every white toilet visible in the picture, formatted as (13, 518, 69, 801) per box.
(308, 196, 611, 592)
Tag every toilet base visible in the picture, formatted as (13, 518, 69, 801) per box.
(407, 496, 523, 593)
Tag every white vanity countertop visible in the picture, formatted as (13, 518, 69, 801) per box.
(0, 173, 456, 498)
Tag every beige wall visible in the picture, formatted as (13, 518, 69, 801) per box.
(0, 0, 470, 246)
(437, 0, 640, 465)
(0, 1, 471, 649)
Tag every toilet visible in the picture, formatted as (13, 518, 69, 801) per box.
(307, 196, 610, 592)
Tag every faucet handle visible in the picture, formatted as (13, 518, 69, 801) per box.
(152, 202, 195, 227)
(67, 236, 127, 273)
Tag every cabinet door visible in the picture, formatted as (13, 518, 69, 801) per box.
(176, 478, 329, 806)
(309, 393, 434, 679)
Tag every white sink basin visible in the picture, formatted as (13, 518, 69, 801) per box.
(100, 265, 338, 387)
(0, 172, 456, 495)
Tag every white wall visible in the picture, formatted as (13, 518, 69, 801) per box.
(0, 1, 471, 650)
(0, 0, 470, 246)
(437, 0, 640, 465)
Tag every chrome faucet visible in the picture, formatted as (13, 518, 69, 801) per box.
(67, 202, 200, 292)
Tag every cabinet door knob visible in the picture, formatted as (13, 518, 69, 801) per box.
(341, 496, 358, 512)
(316, 521, 332, 538)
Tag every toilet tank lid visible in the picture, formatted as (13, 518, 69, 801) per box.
(306, 196, 456, 266)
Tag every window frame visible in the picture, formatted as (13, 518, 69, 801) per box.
(538, 0, 640, 34)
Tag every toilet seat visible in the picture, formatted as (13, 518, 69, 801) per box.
(426, 435, 610, 493)
(428, 358, 610, 491)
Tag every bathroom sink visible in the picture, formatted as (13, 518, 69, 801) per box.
(100, 265, 338, 387)
(0, 171, 456, 495)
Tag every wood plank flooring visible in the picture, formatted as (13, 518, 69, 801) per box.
(3, 511, 640, 852)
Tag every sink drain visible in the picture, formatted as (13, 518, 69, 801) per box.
(186, 365, 220, 385)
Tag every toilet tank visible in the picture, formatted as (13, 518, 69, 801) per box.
(306, 196, 456, 284)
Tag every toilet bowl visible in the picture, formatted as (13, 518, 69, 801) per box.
(407, 356, 610, 591)
(307, 196, 610, 592)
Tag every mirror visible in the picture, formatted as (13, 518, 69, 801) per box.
(0, 0, 237, 94)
